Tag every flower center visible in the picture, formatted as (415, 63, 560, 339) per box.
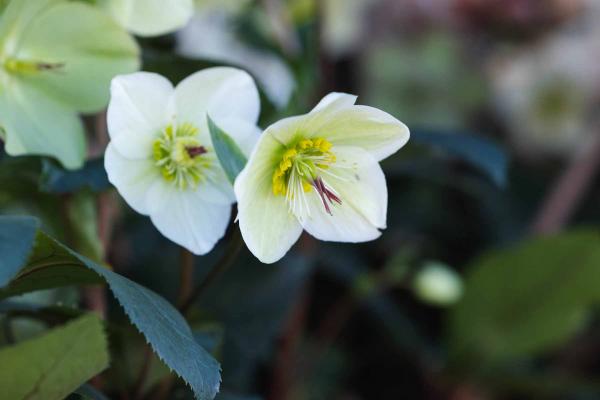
(152, 123, 212, 190)
(272, 137, 342, 217)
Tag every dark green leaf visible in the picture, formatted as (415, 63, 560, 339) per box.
(0, 216, 221, 400)
(449, 230, 600, 365)
(411, 128, 508, 187)
(0, 314, 109, 400)
(0, 216, 39, 287)
(39, 158, 109, 194)
(207, 116, 247, 184)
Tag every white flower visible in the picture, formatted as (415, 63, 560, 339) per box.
(489, 8, 600, 157)
(234, 93, 409, 264)
(176, 3, 295, 108)
(99, 0, 194, 37)
(104, 68, 261, 254)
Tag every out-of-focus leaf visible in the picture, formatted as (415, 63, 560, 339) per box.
(216, 393, 262, 400)
(208, 116, 247, 183)
(40, 158, 110, 194)
(449, 230, 600, 365)
(411, 129, 508, 187)
(0, 216, 38, 288)
(200, 252, 313, 391)
(194, 327, 224, 354)
(73, 384, 110, 400)
(65, 191, 103, 262)
(0, 216, 221, 400)
(0, 314, 108, 400)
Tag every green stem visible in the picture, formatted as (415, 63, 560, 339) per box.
(179, 227, 243, 316)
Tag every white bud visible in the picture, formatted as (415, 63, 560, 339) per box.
(413, 262, 463, 307)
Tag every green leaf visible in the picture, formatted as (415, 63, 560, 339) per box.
(39, 158, 110, 194)
(0, 216, 39, 288)
(208, 116, 248, 184)
(449, 230, 600, 365)
(411, 128, 508, 187)
(0, 314, 109, 400)
(0, 216, 221, 400)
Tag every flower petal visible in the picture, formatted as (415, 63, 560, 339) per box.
(104, 143, 157, 214)
(202, 169, 236, 205)
(234, 133, 303, 264)
(305, 93, 410, 161)
(12, 0, 140, 113)
(173, 67, 260, 129)
(301, 197, 381, 243)
(311, 92, 358, 113)
(0, 82, 85, 169)
(101, 0, 194, 37)
(148, 187, 232, 255)
(107, 72, 173, 159)
(301, 146, 386, 242)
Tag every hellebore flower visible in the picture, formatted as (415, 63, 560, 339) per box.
(0, 0, 140, 169)
(98, 0, 194, 37)
(104, 68, 261, 254)
(234, 93, 410, 263)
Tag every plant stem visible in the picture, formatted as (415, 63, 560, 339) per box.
(179, 227, 243, 316)
(177, 248, 195, 308)
(531, 134, 600, 235)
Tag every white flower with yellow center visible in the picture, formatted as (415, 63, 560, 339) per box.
(105, 68, 260, 254)
(234, 93, 410, 263)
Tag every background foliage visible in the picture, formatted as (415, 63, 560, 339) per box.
(2, 0, 600, 399)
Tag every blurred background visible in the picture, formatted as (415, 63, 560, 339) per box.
(4, 0, 600, 399)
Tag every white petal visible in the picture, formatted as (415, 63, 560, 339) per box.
(306, 93, 410, 161)
(203, 169, 236, 205)
(149, 188, 232, 255)
(327, 146, 388, 228)
(104, 143, 157, 214)
(234, 133, 303, 264)
(172, 67, 260, 130)
(102, 0, 194, 37)
(107, 72, 173, 159)
(264, 95, 358, 146)
(302, 199, 381, 243)
(301, 146, 386, 242)
(310, 92, 358, 113)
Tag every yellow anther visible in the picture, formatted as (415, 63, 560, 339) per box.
(299, 139, 313, 149)
(283, 148, 297, 160)
(319, 140, 332, 152)
(271, 136, 335, 197)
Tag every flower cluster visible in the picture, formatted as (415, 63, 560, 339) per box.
(106, 72, 409, 263)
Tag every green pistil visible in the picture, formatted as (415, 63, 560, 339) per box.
(4, 58, 64, 74)
(152, 123, 212, 190)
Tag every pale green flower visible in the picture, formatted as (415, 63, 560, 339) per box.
(98, 0, 194, 37)
(0, 0, 139, 168)
(234, 93, 409, 264)
(104, 68, 261, 254)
